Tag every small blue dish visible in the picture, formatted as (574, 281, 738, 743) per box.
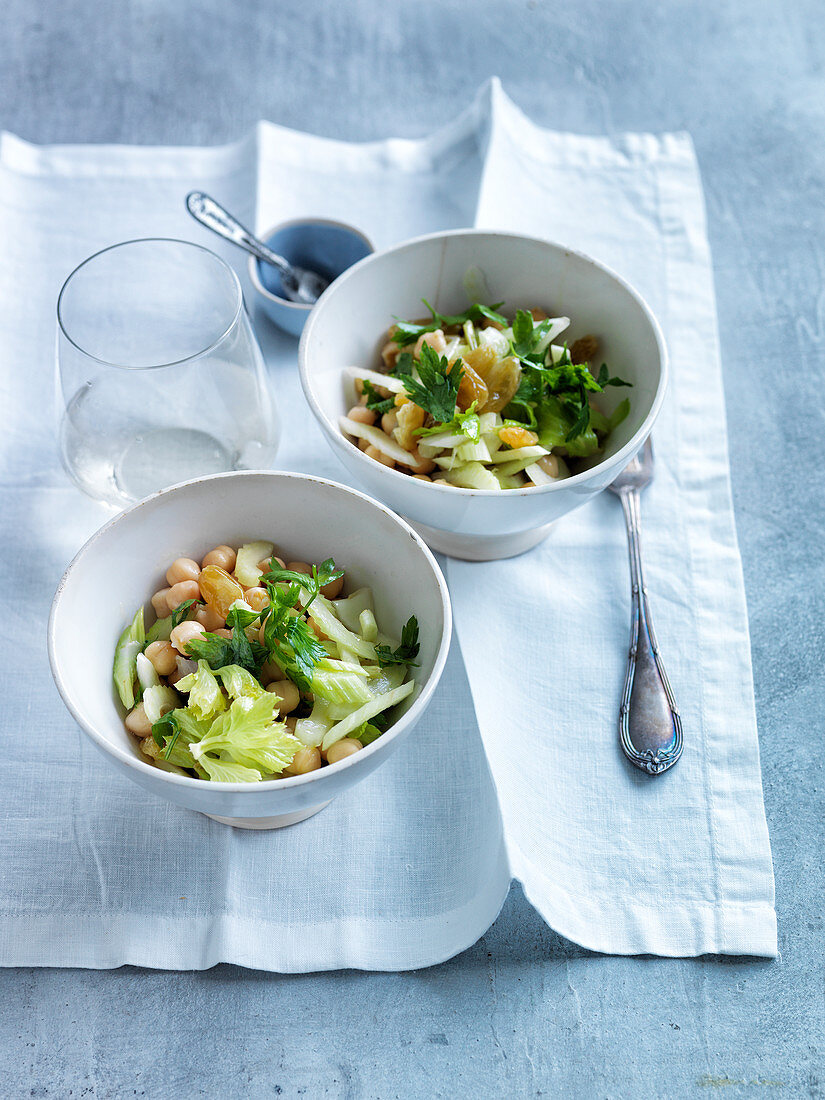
(249, 218, 373, 336)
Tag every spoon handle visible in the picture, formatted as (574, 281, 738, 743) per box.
(618, 488, 683, 775)
(185, 192, 290, 276)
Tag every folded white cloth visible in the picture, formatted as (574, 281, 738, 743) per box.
(0, 80, 775, 970)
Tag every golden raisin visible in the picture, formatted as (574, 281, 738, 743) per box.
(499, 425, 539, 449)
(394, 402, 425, 450)
(529, 308, 549, 322)
(571, 334, 599, 363)
(198, 565, 245, 619)
(454, 361, 489, 411)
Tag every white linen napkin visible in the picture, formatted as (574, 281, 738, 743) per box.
(0, 79, 775, 969)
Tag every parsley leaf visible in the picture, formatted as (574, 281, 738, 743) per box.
(392, 351, 415, 377)
(375, 616, 420, 668)
(391, 301, 508, 346)
(400, 344, 463, 424)
(151, 710, 176, 748)
(596, 363, 633, 389)
(170, 599, 197, 628)
(511, 309, 535, 356)
(185, 626, 267, 676)
(263, 557, 344, 612)
(361, 379, 396, 415)
(257, 578, 329, 692)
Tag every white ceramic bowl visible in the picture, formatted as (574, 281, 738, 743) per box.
(299, 229, 668, 560)
(48, 472, 452, 828)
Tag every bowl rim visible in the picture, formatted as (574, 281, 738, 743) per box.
(248, 218, 375, 312)
(47, 470, 452, 793)
(298, 227, 669, 496)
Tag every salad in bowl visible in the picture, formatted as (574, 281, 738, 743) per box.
(114, 540, 419, 782)
(340, 301, 631, 491)
(299, 229, 667, 560)
(48, 471, 451, 828)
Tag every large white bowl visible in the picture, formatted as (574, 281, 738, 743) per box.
(299, 229, 668, 560)
(48, 472, 452, 828)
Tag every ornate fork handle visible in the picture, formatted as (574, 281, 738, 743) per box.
(618, 488, 683, 775)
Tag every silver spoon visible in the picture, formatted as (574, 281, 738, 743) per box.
(609, 437, 683, 775)
(185, 191, 330, 305)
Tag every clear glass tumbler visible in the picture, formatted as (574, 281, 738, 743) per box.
(56, 238, 279, 507)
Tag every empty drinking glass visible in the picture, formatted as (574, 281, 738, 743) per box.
(56, 238, 279, 507)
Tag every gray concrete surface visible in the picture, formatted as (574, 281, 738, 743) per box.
(1, 0, 823, 1096)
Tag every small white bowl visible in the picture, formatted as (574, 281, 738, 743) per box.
(299, 229, 668, 560)
(48, 472, 452, 828)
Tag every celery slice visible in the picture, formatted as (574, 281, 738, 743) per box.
(489, 445, 549, 464)
(443, 462, 501, 490)
(234, 541, 274, 587)
(142, 685, 179, 724)
(113, 607, 145, 709)
(322, 681, 416, 751)
(302, 594, 377, 660)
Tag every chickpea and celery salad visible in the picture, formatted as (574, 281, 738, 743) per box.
(340, 301, 632, 490)
(113, 541, 420, 782)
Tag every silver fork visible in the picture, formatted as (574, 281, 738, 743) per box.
(608, 438, 683, 775)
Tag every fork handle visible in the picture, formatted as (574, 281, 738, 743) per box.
(618, 488, 683, 775)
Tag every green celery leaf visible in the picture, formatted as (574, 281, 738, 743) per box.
(176, 660, 227, 722)
(191, 693, 302, 776)
(417, 403, 480, 442)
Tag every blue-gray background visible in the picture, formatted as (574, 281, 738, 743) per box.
(2, 1, 823, 1096)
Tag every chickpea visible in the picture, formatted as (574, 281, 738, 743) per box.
(170, 620, 206, 654)
(151, 589, 172, 617)
(326, 738, 362, 765)
(268, 680, 300, 715)
(538, 454, 561, 478)
(257, 555, 286, 573)
(286, 561, 312, 575)
(165, 557, 200, 586)
(245, 587, 270, 612)
(201, 545, 236, 572)
(408, 448, 436, 475)
(282, 746, 322, 776)
(259, 659, 284, 683)
(413, 474, 432, 482)
(354, 377, 365, 396)
(167, 579, 200, 610)
(320, 573, 344, 599)
(413, 328, 447, 358)
(381, 410, 398, 435)
(381, 341, 402, 370)
(125, 703, 153, 737)
(194, 603, 224, 631)
(365, 445, 395, 469)
(213, 628, 232, 640)
(347, 405, 376, 426)
(144, 640, 178, 677)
